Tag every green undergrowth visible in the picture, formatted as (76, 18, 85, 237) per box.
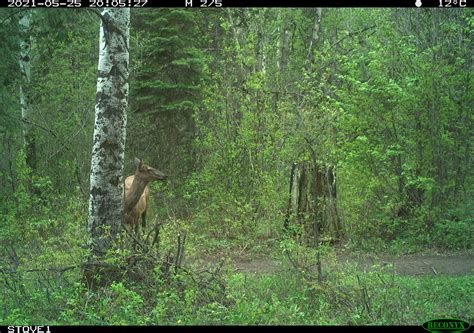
(1, 257, 472, 325)
(1, 165, 472, 325)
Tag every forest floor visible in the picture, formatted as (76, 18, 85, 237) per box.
(195, 251, 474, 277)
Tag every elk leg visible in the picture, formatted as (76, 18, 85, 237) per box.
(141, 208, 147, 231)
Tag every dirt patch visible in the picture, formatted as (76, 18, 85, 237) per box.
(360, 255, 474, 276)
(230, 258, 286, 274)
(192, 254, 474, 277)
(191, 256, 286, 274)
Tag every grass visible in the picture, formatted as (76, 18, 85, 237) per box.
(1, 190, 472, 325)
(1, 258, 472, 325)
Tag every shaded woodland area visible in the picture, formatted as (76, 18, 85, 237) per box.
(0, 7, 473, 325)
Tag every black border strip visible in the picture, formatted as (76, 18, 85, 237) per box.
(0, 325, 428, 332)
(1, 0, 473, 8)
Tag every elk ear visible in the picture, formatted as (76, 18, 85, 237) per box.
(134, 157, 142, 169)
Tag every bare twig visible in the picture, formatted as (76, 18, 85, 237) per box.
(0, 8, 27, 26)
(356, 274, 371, 316)
(174, 234, 182, 272)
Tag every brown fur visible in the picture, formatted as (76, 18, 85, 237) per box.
(123, 158, 167, 233)
(124, 175, 149, 227)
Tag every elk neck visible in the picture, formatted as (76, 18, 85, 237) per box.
(124, 173, 149, 214)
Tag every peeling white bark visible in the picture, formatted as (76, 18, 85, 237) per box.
(306, 8, 322, 74)
(19, 11, 35, 170)
(280, 12, 290, 73)
(87, 9, 130, 257)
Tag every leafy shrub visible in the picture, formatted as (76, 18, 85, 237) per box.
(431, 219, 473, 250)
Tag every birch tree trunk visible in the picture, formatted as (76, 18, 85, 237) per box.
(279, 12, 290, 74)
(87, 8, 130, 265)
(19, 11, 36, 172)
(305, 8, 322, 74)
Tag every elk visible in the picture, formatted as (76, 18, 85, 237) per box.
(123, 157, 167, 233)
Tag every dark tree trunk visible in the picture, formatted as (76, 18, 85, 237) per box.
(285, 161, 342, 245)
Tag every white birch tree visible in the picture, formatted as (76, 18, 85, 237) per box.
(87, 8, 130, 261)
(19, 10, 35, 171)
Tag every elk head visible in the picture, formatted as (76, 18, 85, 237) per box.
(133, 157, 167, 181)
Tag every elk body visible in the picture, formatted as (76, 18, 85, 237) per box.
(123, 158, 167, 233)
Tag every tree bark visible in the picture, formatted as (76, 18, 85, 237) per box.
(86, 8, 130, 269)
(255, 14, 266, 74)
(279, 12, 290, 74)
(306, 8, 322, 74)
(19, 11, 36, 172)
(286, 162, 326, 245)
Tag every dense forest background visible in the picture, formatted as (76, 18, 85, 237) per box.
(0, 8, 473, 325)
